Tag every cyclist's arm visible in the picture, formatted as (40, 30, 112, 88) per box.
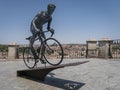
(47, 17, 52, 31)
(32, 17, 39, 31)
(32, 13, 40, 31)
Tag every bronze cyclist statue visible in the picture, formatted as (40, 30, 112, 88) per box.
(23, 4, 64, 69)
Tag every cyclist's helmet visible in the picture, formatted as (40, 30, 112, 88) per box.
(47, 4, 56, 15)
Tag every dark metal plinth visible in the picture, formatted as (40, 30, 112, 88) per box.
(17, 61, 89, 81)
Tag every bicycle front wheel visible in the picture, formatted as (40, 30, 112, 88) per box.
(23, 47, 36, 69)
(44, 38, 64, 66)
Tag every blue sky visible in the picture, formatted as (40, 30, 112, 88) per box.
(0, 0, 120, 44)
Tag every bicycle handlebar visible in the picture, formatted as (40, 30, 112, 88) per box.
(38, 29, 54, 37)
(35, 29, 54, 41)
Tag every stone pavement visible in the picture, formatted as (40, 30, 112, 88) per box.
(0, 59, 120, 90)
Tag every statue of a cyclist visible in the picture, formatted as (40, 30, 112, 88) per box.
(30, 4, 56, 59)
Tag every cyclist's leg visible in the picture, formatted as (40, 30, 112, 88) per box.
(30, 35, 36, 56)
(30, 29, 37, 58)
(40, 45, 46, 64)
(41, 45, 45, 58)
(41, 32, 46, 59)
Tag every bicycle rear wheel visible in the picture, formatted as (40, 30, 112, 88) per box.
(23, 47, 36, 69)
(44, 38, 64, 66)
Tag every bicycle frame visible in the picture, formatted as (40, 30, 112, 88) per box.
(34, 30, 52, 41)
(34, 30, 53, 58)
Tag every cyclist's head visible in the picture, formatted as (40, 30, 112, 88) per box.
(47, 3, 56, 15)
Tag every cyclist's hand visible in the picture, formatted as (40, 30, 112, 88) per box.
(49, 28, 54, 34)
(49, 29, 54, 37)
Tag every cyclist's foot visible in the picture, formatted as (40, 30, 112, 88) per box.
(40, 59, 46, 64)
(37, 47, 40, 53)
(36, 59, 39, 63)
(27, 59, 29, 63)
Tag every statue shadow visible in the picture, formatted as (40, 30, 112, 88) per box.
(21, 72, 85, 90)
(45, 76, 85, 90)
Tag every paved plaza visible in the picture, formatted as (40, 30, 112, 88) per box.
(0, 59, 120, 90)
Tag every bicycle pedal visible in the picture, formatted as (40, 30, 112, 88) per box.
(34, 55, 39, 59)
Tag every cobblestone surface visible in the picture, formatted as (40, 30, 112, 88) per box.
(0, 59, 120, 90)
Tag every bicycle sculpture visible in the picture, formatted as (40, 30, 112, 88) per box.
(23, 4, 64, 69)
(23, 30, 64, 69)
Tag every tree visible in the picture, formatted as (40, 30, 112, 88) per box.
(0, 45, 8, 52)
